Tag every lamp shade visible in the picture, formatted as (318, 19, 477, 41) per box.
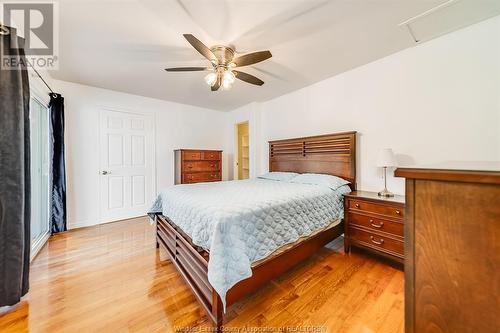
(376, 148, 397, 167)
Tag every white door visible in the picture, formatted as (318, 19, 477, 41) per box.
(99, 109, 154, 223)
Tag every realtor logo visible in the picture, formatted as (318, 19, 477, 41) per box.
(1, 1, 59, 69)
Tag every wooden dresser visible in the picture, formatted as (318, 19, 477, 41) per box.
(395, 164, 500, 333)
(344, 191, 405, 263)
(174, 149, 222, 184)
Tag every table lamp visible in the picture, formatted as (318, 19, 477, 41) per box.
(376, 148, 397, 197)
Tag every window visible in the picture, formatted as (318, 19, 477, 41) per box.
(30, 97, 50, 254)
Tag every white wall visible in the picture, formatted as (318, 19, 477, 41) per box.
(51, 80, 228, 229)
(227, 15, 500, 195)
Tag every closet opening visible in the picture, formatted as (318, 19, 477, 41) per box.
(236, 122, 249, 180)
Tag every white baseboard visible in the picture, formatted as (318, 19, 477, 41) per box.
(68, 214, 148, 230)
(68, 219, 102, 230)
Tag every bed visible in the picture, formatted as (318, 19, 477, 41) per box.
(149, 131, 356, 327)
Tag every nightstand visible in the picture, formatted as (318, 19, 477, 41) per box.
(343, 191, 405, 263)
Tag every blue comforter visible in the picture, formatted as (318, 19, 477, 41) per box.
(149, 178, 349, 309)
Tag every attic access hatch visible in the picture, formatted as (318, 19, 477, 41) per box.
(399, 0, 500, 43)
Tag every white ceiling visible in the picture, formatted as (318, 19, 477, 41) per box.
(49, 0, 500, 111)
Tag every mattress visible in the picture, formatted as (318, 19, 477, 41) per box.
(148, 178, 350, 309)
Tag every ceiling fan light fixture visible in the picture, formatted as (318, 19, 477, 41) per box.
(222, 70, 236, 90)
(223, 70, 236, 84)
(222, 79, 232, 90)
(204, 72, 217, 86)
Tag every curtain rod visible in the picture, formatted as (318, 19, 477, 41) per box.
(1, 23, 56, 97)
(31, 66, 56, 96)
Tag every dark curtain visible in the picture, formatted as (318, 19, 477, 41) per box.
(49, 94, 66, 234)
(0, 26, 31, 307)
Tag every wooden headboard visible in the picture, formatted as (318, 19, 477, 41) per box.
(269, 131, 357, 189)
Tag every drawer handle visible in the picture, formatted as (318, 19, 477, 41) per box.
(187, 165, 193, 169)
(396, 210, 401, 215)
(210, 164, 215, 168)
(355, 203, 360, 208)
(370, 220, 384, 228)
(370, 236, 384, 245)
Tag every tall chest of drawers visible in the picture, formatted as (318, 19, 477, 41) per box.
(396, 165, 500, 333)
(344, 191, 405, 263)
(174, 149, 222, 184)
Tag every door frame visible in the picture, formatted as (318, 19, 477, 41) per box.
(98, 106, 157, 224)
(29, 92, 51, 261)
(234, 121, 250, 180)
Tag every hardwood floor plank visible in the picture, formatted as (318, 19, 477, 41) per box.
(0, 217, 404, 332)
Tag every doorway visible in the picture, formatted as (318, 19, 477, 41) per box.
(237, 122, 250, 180)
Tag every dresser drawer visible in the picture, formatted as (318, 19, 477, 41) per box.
(183, 172, 221, 183)
(206, 172, 221, 181)
(182, 151, 202, 160)
(348, 212, 403, 237)
(183, 161, 220, 172)
(349, 226, 404, 256)
(202, 151, 221, 160)
(348, 199, 403, 219)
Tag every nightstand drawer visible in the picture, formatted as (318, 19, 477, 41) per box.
(348, 212, 403, 237)
(349, 226, 404, 257)
(348, 199, 403, 219)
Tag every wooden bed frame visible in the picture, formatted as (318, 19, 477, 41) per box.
(154, 131, 357, 328)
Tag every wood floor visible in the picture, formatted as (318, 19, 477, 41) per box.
(0, 217, 404, 333)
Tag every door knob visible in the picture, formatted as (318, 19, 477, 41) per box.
(102, 170, 110, 175)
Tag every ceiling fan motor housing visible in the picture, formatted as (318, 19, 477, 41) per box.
(210, 45, 235, 66)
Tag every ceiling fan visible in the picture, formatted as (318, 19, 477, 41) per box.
(165, 34, 272, 91)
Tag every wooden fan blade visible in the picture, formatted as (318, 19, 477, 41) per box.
(183, 34, 217, 63)
(232, 50, 272, 67)
(211, 74, 221, 91)
(165, 67, 208, 72)
(234, 70, 264, 86)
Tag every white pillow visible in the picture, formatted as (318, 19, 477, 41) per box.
(290, 173, 350, 190)
(257, 172, 299, 182)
